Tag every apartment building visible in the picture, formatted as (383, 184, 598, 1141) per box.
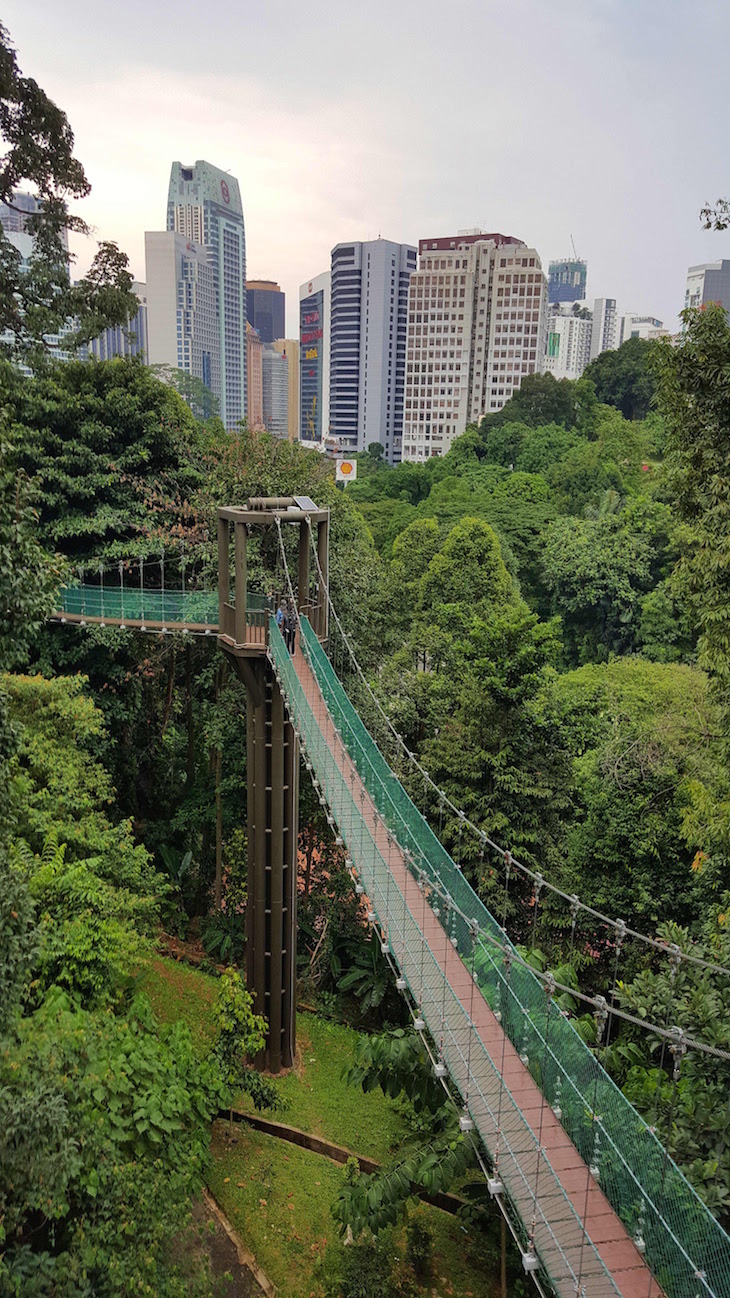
(402, 232, 548, 461)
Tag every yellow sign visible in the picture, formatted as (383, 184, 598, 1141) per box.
(335, 459, 357, 482)
(305, 347, 318, 360)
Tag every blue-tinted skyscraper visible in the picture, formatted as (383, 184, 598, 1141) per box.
(247, 280, 285, 343)
(548, 258, 587, 305)
(167, 161, 246, 429)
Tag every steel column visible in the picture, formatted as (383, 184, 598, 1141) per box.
(245, 657, 298, 1071)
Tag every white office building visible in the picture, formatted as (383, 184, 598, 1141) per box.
(145, 232, 219, 395)
(329, 239, 416, 463)
(262, 345, 289, 439)
(545, 305, 593, 380)
(402, 232, 548, 461)
(589, 297, 620, 360)
(167, 161, 246, 429)
(299, 271, 330, 443)
(685, 260, 730, 318)
(618, 313, 666, 344)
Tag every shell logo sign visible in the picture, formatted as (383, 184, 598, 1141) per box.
(335, 458, 357, 482)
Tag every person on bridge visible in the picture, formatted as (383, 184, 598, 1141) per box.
(276, 603, 284, 631)
(284, 603, 297, 655)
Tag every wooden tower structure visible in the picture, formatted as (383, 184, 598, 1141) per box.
(217, 497, 329, 1072)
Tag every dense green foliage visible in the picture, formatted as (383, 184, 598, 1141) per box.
(582, 336, 657, 420)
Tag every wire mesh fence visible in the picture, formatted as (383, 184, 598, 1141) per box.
(56, 585, 272, 629)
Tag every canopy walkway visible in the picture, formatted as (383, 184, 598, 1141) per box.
(48, 500, 730, 1298)
(269, 613, 729, 1298)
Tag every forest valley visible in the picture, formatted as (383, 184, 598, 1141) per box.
(2, 316, 730, 1295)
(2, 24, 730, 1295)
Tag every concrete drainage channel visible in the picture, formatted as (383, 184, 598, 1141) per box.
(201, 1186, 276, 1297)
(216, 1107, 468, 1217)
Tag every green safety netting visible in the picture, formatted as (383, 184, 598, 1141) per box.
(56, 586, 272, 628)
(281, 615, 730, 1298)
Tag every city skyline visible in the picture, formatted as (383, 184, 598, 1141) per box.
(5, 0, 730, 341)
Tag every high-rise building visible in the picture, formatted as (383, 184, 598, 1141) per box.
(247, 280, 285, 344)
(262, 345, 289, 438)
(548, 258, 587, 304)
(246, 323, 265, 430)
(328, 238, 416, 463)
(545, 304, 593, 380)
(88, 283, 148, 361)
(145, 232, 219, 395)
(589, 297, 619, 360)
(167, 161, 246, 429)
(402, 232, 548, 461)
(299, 272, 330, 442)
(273, 339, 300, 440)
(618, 313, 666, 344)
(684, 260, 730, 318)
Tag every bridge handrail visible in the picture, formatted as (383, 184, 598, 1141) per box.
(297, 616, 730, 1298)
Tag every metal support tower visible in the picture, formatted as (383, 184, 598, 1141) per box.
(217, 497, 329, 1071)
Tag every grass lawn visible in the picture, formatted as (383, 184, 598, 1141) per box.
(143, 959, 501, 1295)
(209, 1121, 496, 1298)
(140, 955, 219, 1057)
(235, 1013, 407, 1164)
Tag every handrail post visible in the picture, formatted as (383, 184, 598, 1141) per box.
(234, 520, 247, 645)
(298, 520, 309, 615)
(317, 515, 329, 640)
(217, 515, 229, 635)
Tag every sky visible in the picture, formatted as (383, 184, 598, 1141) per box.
(6, 0, 730, 337)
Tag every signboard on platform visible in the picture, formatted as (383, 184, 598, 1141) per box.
(335, 459, 357, 483)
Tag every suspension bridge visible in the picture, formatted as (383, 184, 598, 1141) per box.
(50, 498, 730, 1298)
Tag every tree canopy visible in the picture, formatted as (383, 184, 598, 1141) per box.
(0, 24, 137, 367)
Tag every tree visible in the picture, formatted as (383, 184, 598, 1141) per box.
(4, 357, 210, 562)
(151, 364, 221, 423)
(479, 372, 597, 433)
(554, 659, 714, 932)
(652, 305, 730, 724)
(379, 519, 571, 871)
(542, 513, 656, 662)
(610, 922, 730, 1222)
(582, 337, 656, 420)
(700, 198, 730, 231)
(0, 23, 138, 366)
(0, 430, 65, 673)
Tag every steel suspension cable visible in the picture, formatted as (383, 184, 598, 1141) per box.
(305, 518, 730, 983)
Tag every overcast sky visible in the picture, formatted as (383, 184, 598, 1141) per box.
(6, 0, 730, 336)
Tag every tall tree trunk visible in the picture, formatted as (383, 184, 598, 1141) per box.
(214, 745, 223, 910)
(160, 647, 176, 736)
(212, 659, 229, 911)
(185, 642, 195, 787)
